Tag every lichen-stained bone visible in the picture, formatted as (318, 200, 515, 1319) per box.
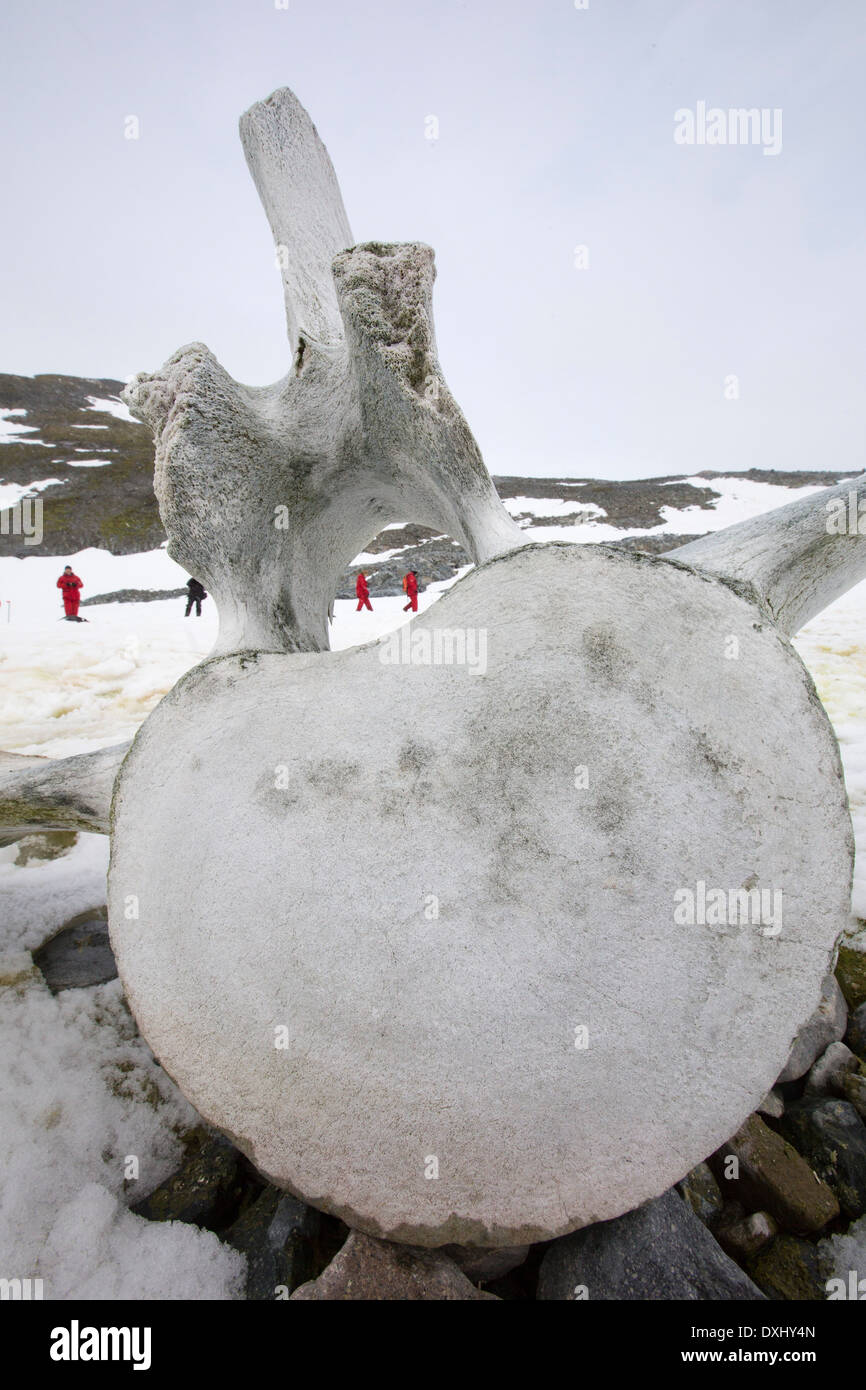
(0, 744, 128, 838)
(670, 472, 866, 634)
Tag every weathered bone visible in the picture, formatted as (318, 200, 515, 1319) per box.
(238, 87, 353, 353)
(123, 90, 524, 658)
(4, 85, 866, 1258)
(0, 743, 128, 838)
(669, 473, 866, 634)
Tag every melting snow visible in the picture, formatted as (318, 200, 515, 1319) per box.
(85, 396, 138, 425)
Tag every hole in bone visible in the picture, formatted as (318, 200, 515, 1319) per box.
(330, 524, 471, 651)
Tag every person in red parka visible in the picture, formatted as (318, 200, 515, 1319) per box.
(402, 569, 419, 613)
(57, 566, 84, 621)
(355, 571, 373, 612)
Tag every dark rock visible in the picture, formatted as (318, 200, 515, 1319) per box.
(223, 1186, 321, 1300)
(747, 1236, 827, 1301)
(846, 1002, 866, 1060)
(777, 973, 847, 1083)
(290, 1231, 499, 1300)
(780, 1099, 866, 1220)
(758, 1089, 785, 1119)
(715, 1210, 777, 1260)
(676, 1161, 724, 1226)
(131, 1130, 244, 1231)
(841, 1072, 866, 1121)
(536, 1189, 765, 1300)
(836, 942, 866, 1010)
(440, 1244, 530, 1283)
(33, 907, 116, 991)
(710, 1113, 839, 1234)
(81, 588, 187, 607)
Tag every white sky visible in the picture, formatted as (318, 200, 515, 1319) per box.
(1, 0, 864, 480)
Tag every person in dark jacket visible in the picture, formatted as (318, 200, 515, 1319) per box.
(185, 577, 207, 617)
(57, 566, 84, 620)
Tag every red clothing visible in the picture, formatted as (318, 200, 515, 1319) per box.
(402, 571, 418, 613)
(57, 572, 83, 617)
(355, 573, 372, 612)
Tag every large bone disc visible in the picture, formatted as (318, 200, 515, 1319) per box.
(108, 544, 852, 1245)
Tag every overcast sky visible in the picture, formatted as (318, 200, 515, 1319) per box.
(1, 0, 864, 480)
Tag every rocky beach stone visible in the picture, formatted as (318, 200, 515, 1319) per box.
(131, 1131, 243, 1231)
(747, 1236, 827, 1301)
(223, 1187, 323, 1300)
(758, 1089, 785, 1119)
(780, 1099, 866, 1220)
(836, 940, 866, 1010)
(804, 1041, 862, 1097)
(846, 1002, 866, 1060)
(777, 974, 848, 1083)
(33, 909, 116, 992)
(841, 1072, 866, 1120)
(536, 1190, 765, 1300)
(715, 1210, 777, 1261)
(290, 1231, 499, 1300)
(676, 1162, 724, 1226)
(440, 1244, 530, 1283)
(711, 1113, 839, 1234)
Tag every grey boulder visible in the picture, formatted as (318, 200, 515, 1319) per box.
(536, 1190, 765, 1300)
(777, 973, 848, 1083)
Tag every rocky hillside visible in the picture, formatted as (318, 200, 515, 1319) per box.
(1, 372, 858, 593)
(0, 373, 162, 555)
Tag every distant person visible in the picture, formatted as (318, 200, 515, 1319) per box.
(57, 565, 84, 621)
(185, 577, 207, 617)
(355, 571, 373, 612)
(402, 569, 419, 613)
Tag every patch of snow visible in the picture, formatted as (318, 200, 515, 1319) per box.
(0, 478, 66, 509)
(504, 496, 606, 521)
(85, 396, 138, 425)
(68, 459, 114, 468)
(0, 409, 48, 445)
(819, 1214, 866, 1287)
(653, 475, 844, 536)
(0, 833, 111, 954)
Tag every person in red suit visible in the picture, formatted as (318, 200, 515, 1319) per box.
(402, 569, 419, 612)
(355, 571, 373, 612)
(57, 566, 84, 621)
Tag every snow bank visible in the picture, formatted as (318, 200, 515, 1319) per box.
(819, 1214, 866, 1285)
(0, 964, 244, 1299)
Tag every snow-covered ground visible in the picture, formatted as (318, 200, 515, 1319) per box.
(1, 477, 864, 1298)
